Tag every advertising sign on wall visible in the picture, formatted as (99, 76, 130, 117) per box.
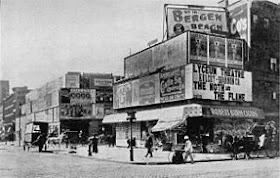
(65, 73, 80, 88)
(153, 33, 187, 72)
(209, 36, 226, 66)
(228, 1, 251, 46)
(167, 6, 228, 38)
(125, 49, 153, 78)
(113, 82, 132, 109)
(160, 67, 185, 103)
(60, 104, 92, 119)
(189, 32, 208, 63)
(227, 39, 243, 68)
(186, 63, 252, 102)
(131, 74, 160, 107)
(60, 88, 96, 104)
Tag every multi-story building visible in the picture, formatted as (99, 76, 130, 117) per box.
(0, 80, 9, 103)
(244, 0, 279, 125)
(103, 1, 278, 151)
(3, 86, 30, 141)
(18, 72, 121, 145)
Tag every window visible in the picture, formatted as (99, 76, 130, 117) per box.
(270, 58, 277, 72)
(264, 18, 269, 28)
(272, 92, 277, 100)
(253, 14, 258, 24)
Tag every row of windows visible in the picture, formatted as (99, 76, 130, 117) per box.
(252, 14, 270, 28)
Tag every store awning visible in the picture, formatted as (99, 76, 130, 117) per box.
(151, 104, 201, 132)
(102, 108, 161, 124)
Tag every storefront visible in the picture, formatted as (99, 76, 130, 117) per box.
(103, 104, 265, 152)
(103, 109, 160, 147)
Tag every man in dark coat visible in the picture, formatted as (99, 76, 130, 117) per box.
(145, 133, 153, 157)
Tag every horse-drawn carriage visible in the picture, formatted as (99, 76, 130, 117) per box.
(23, 121, 49, 152)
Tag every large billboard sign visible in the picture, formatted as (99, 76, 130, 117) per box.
(153, 33, 187, 72)
(124, 33, 187, 79)
(228, 1, 251, 46)
(167, 6, 228, 38)
(185, 63, 252, 102)
(160, 67, 185, 103)
(124, 49, 153, 78)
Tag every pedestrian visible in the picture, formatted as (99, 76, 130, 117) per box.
(88, 136, 93, 156)
(92, 135, 98, 153)
(184, 135, 194, 164)
(145, 133, 153, 157)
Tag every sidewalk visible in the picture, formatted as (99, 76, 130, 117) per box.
(2, 142, 271, 165)
(66, 145, 233, 164)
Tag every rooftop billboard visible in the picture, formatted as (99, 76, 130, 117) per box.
(166, 5, 228, 38)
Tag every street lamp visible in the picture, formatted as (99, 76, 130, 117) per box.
(127, 111, 136, 161)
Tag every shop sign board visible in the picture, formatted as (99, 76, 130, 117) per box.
(125, 48, 153, 78)
(209, 36, 226, 66)
(93, 78, 113, 87)
(65, 73, 80, 88)
(189, 32, 208, 63)
(60, 88, 96, 104)
(185, 63, 252, 102)
(228, 1, 251, 46)
(167, 6, 228, 38)
(153, 33, 187, 72)
(60, 104, 92, 119)
(206, 107, 263, 119)
(160, 67, 185, 103)
(113, 82, 132, 109)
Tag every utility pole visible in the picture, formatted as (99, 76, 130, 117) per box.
(127, 111, 136, 161)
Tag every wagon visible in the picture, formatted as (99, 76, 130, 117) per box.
(23, 121, 49, 152)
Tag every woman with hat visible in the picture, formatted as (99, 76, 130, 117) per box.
(184, 135, 194, 164)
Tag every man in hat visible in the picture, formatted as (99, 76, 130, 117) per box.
(184, 135, 194, 164)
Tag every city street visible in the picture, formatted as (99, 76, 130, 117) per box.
(0, 147, 279, 178)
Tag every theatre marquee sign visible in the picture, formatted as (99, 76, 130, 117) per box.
(185, 63, 252, 102)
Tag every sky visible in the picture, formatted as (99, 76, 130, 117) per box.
(1, 0, 278, 90)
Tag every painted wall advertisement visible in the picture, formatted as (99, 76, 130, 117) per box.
(65, 73, 80, 88)
(160, 67, 185, 103)
(228, 1, 250, 46)
(189, 32, 208, 63)
(186, 63, 252, 102)
(167, 7, 228, 38)
(125, 49, 153, 78)
(113, 82, 132, 109)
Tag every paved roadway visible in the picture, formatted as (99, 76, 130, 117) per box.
(0, 148, 279, 178)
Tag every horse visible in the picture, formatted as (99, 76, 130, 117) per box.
(47, 132, 66, 148)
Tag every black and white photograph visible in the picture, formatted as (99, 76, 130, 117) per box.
(0, 0, 279, 177)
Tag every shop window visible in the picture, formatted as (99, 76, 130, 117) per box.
(270, 58, 277, 72)
(264, 18, 269, 28)
(253, 14, 258, 24)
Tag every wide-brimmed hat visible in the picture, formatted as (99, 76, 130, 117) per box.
(184, 135, 189, 140)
